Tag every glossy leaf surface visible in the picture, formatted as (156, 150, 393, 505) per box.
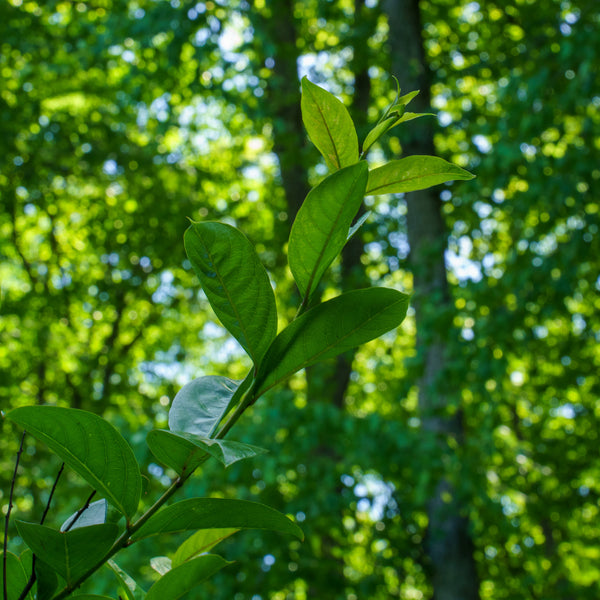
(172, 528, 239, 568)
(366, 156, 474, 195)
(7, 406, 141, 518)
(61, 499, 107, 532)
(130, 498, 303, 542)
(289, 162, 368, 302)
(148, 429, 267, 473)
(255, 288, 410, 394)
(15, 521, 119, 585)
(184, 222, 277, 364)
(301, 77, 358, 171)
(145, 555, 230, 600)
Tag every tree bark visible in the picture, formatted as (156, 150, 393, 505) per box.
(382, 1, 480, 598)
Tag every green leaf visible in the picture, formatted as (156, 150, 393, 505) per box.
(168, 375, 240, 438)
(106, 560, 146, 600)
(148, 429, 267, 473)
(130, 498, 303, 542)
(0, 551, 30, 600)
(35, 558, 59, 600)
(254, 287, 410, 395)
(15, 521, 119, 586)
(362, 117, 400, 154)
(184, 222, 277, 365)
(393, 111, 434, 124)
(150, 557, 171, 576)
(288, 162, 368, 302)
(61, 499, 107, 531)
(18, 549, 36, 600)
(7, 407, 141, 519)
(70, 596, 116, 599)
(145, 555, 230, 600)
(172, 529, 239, 568)
(301, 77, 359, 170)
(366, 156, 475, 196)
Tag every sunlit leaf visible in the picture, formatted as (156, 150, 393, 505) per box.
(150, 556, 171, 576)
(145, 555, 230, 600)
(184, 221, 277, 365)
(347, 211, 371, 242)
(130, 498, 303, 542)
(172, 529, 239, 568)
(289, 162, 368, 302)
(61, 499, 107, 532)
(301, 77, 358, 170)
(7, 406, 141, 519)
(254, 288, 410, 394)
(148, 429, 267, 474)
(15, 521, 119, 586)
(366, 156, 475, 195)
(168, 375, 241, 439)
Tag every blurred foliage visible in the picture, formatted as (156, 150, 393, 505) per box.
(1, 0, 599, 599)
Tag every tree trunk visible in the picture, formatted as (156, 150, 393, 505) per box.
(382, 1, 480, 598)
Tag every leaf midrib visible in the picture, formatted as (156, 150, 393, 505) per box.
(367, 169, 464, 195)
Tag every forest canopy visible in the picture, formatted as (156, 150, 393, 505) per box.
(1, 0, 599, 599)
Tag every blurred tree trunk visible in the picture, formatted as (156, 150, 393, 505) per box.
(382, 1, 480, 599)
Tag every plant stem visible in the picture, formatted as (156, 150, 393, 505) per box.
(4, 431, 26, 600)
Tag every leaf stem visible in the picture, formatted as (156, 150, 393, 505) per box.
(4, 431, 26, 600)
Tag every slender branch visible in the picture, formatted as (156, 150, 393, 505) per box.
(17, 463, 66, 600)
(4, 431, 26, 600)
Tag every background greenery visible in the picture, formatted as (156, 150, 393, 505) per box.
(1, 0, 598, 598)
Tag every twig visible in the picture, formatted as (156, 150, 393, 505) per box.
(4, 431, 26, 600)
(63, 490, 96, 532)
(17, 463, 66, 600)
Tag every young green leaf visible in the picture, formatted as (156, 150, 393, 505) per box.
(0, 552, 30, 600)
(130, 498, 303, 542)
(148, 429, 267, 473)
(15, 522, 119, 586)
(171, 529, 239, 568)
(168, 375, 241, 438)
(288, 162, 368, 303)
(7, 406, 141, 519)
(366, 156, 475, 196)
(145, 555, 230, 600)
(347, 211, 371, 242)
(61, 499, 107, 532)
(301, 77, 359, 170)
(106, 560, 146, 600)
(150, 557, 171, 576)
(184, 222, 277, 365)
(254, 287, 410, 395)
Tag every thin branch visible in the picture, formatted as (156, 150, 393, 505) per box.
(63, 490, 96, 533)
(4, 431, 26, 600)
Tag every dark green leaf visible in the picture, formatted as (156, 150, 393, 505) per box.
(130, 498, 303, 542)
(0, 552, 30, 600)
(106, 560, 146, 600)
(366, 156, 475, 196)
(7, 406, 141, 519)
(172, 529, 239, 568)
(15, 521, 119, 586)
(148, 429, 267, 473)
(289, 162, 368, 302)
(61, 499, 107, 532)
(145, 555, 230, 600)
(168, 376, 240, 438)
(254, 288, 410, 394)
(35, 558, 58, 600)
(184, 222, 277, 365)
(301, 77, 358, 171)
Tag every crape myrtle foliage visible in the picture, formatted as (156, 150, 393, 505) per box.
(1, 78, 472, 600)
